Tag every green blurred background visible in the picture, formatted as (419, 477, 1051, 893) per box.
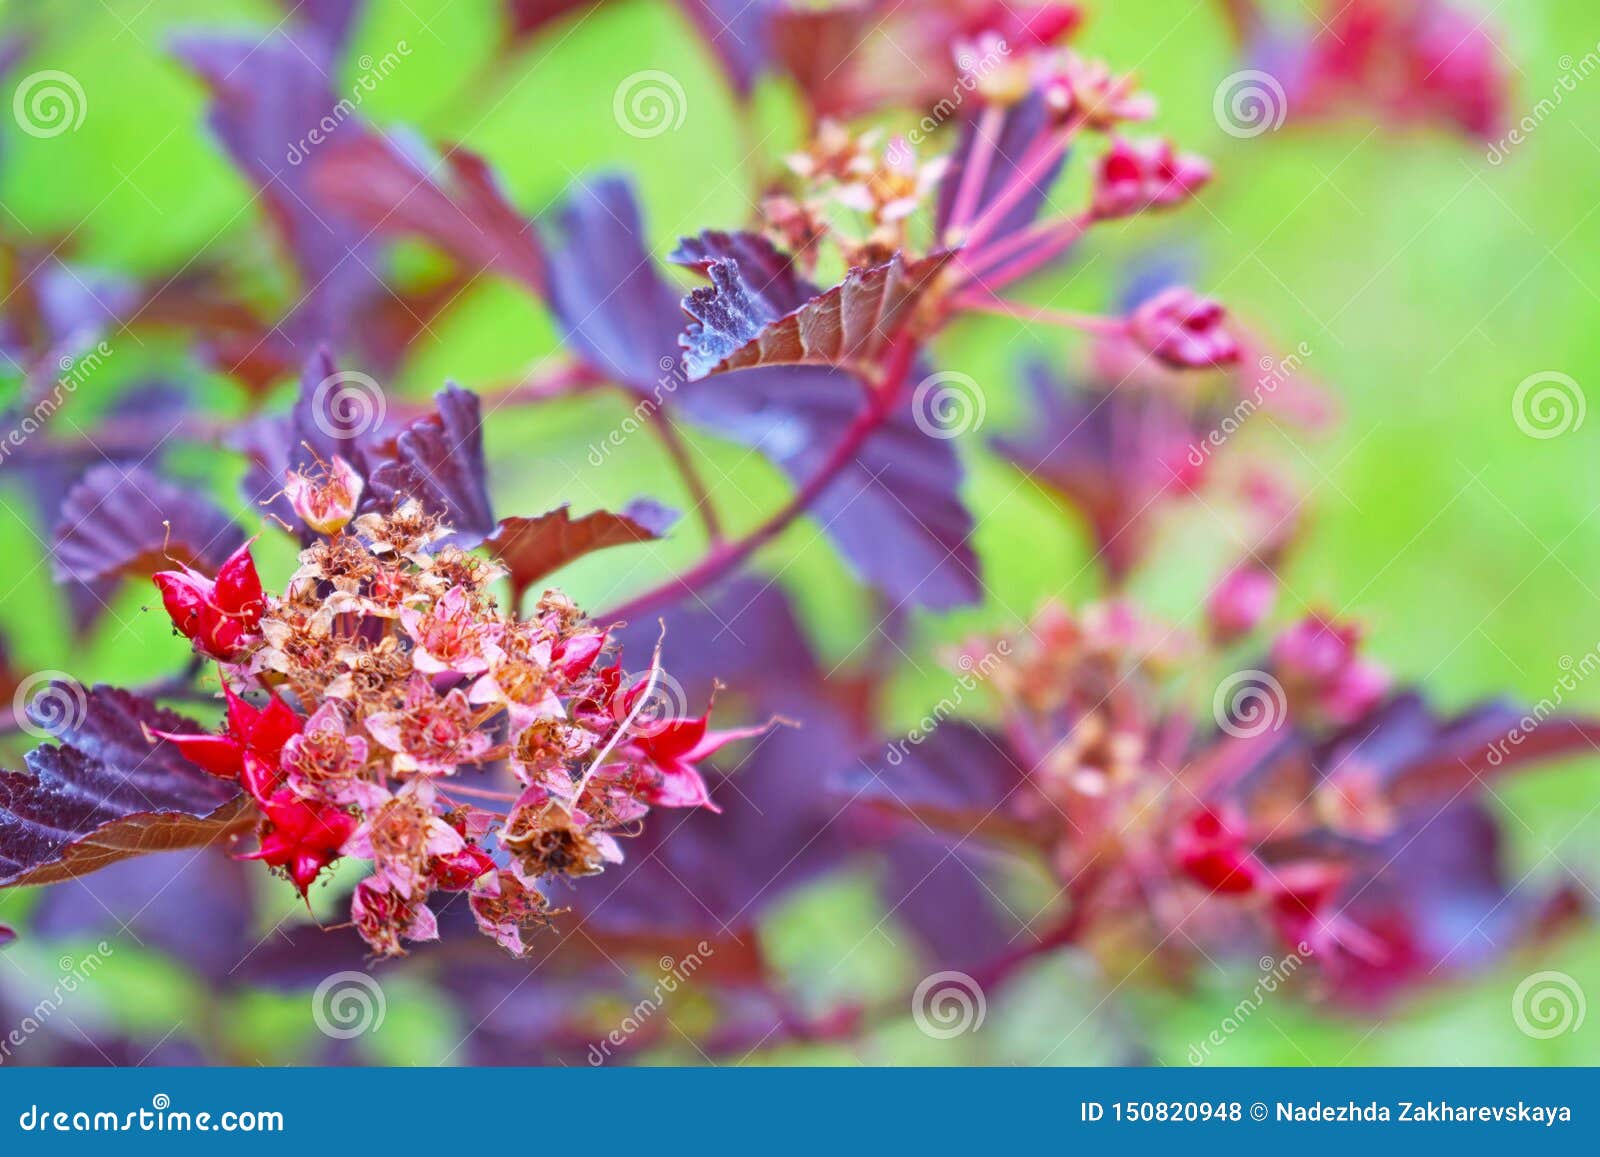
(0, 0, 1595, 1064)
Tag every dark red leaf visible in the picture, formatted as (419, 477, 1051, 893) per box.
(0, 686, 246, 888)
(365, 384, 495, 548)
(310, 132, 545, 293)
(670, 229, 811, 297)
(52, 464, 246, 587)
(486, 501, 678, 602)
(680, 251, 953, 379)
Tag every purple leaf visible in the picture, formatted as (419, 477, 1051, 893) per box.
(835, 721, 1039, 843)
(881, 833, 1020, 973)
(0, 923, 14, 948)
(365, 384, 495, 547)
(28, 849, 258, 984)
(486, 500, 678, 604)
(52, 464, 245, 587)
(675, 0, 772, 96)
(680, 251, 953, 380)
(173, 32, 384, 358)
(1323, 802, 1584, 1008)
(541, 177, 979, 607)
(683, 366, 981, 609)
(311, 131, 545, 292)
(0, 686, 245, 888)
(1317, 691, 1600, 812)
(539, 175, 685, 394)
(992, 364, 1199, 582)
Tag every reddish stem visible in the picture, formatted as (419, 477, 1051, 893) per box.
(960, 122, 1078, 253)
(952, 292, 1127, 338)
(644, 404, 725, 544)
(944, 104, 1006, 237)
(601, 337, 920, 623)
(956, 213, 1092, 294)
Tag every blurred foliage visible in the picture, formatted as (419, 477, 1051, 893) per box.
(0, 0, 1595, 1064)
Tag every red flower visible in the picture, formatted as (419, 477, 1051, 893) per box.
(152, 541, 265, 660)
(1127, 286, 1239, 369)
(145, 679, 301, 780)
(236, 753, 357, 896)
(1091, 137, 1211, 220)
